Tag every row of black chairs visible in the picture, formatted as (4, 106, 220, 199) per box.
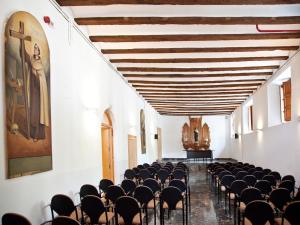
(1, 161, 190, 225)
(207, 161, 300, 225)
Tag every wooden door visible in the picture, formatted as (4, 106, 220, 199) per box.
(157, 128, 162, 161)
(128, 135, 137, 169)
(101, 111, 114, 181)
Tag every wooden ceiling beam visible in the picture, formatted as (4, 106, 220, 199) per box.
(144, 95, 249, 99)
(57, 0, 300, 6)
(133, 82, 261, 88)
(103, 46, 299, 54)
(111, 56, 288, 63)
(129, 78, 266, 84)
(148, 99, 244, 102)
(90, 33, 300, 42)
(124, 72, 272, 78)
(159, 112, 232, 116)
(118, 65, 279, 72)
(140, 91, 252, 95)
(76, 16, 300, 25)
(137, 88, 257, 92)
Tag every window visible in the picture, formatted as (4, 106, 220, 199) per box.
(248, 105, 254, 131)
(280, 79, 291, 122)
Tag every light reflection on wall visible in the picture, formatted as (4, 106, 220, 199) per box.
(83, 109, 100, 138)
(80, 76, 100, 109)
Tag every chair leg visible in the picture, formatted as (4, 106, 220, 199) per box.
(154, 207, 156, 225)
(182, 205, 185, 225)
(145, 208, 148, 225)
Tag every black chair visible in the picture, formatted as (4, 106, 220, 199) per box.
(262, 175, 276, 187)
(139, 169, 152, 181)
(243, 175, 257, 187)
(279, 180, 295, 195)
(172, 169, 187, 183)
(255, 180, 272, 198)
(50, 194, 81, 222)
(143, 178, 161, 197)
(244, 200, 274, 225)
(105, 185, 126, 206)
(252, 171, 264, 180)
(263, 168, 272, 175)
(2, 213, 31, 225)
(124, 169, 136, 180)
(236, 171, 248, 180)
(137, 165, 145, 170)
(52, 216, 81, 225)
(148, 167, 157, 178)
(269, 188, 291, 214)
(99, 179, 114, 196)
(143, 163, 150, 168)
(255, 167, 263, 171)
(169, 179, 190, 214)
(220, 175, 236, 212)
(282, 175, 295, 184)
(115, 196, 143, 225)
(81, 195, 114, 225)
(248, 168, 256, 174)
(294, 190, 300, 201)
(238, 188, 263, 225)
(280, 201, 300, 225)
(157, 169, 170, 188)
(121, 179, 136, 196)
(160, 186, 186, 225)
(134, 186, 157, 225)
(80, 184, 100, 200)
(269, 171, 281, 184)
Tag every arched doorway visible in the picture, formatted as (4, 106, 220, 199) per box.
(101, 110, 114, 181)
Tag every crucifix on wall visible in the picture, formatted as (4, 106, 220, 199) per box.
(9, 21, 32, 139)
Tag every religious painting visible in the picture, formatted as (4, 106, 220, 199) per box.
(4, 11, 52, 178)
(140, 109, 146, 154)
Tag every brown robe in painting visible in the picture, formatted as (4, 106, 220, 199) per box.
(24, 44, 50, 140)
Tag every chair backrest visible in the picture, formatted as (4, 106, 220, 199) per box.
(254, 180, 272, 196)
(235, 171, 248, 180)
(232, 168, 243, 175)
(115, 196, 142, 225)
(220, 175, 236, 189)
(143, 178, 161, 194)
(80, 184, 99, 200)
(2, 213, 31, 225)
(147, 166, 157, 176)
(160, 186, 183, 210)
(255, 167, 263, 171)
(143, 163, 150, 168)
(240, 187, 263, 205)
(269, 171, 281, 182)
(169, 179, 187, 193)
(106, 185, 126, 204)
(230, 180, 248, 197)
(269, 188, 291, 211)
(252, 171, 264, 180)
(248, 168, 256, 174)
(172, 169, 186, 181)
(52, 216, 81, 225)
(121, 179, 136, 195)
(262, 175, 276, 187)
(134, 186, 154, 206)
(81, 195, 106, 224)
(243, 175, 257, 187)
(282, 175, 295, 184)
(279, 180, 295, 194)
(283, 201, 300, 225)
(124, 169, 136, 180)
(137, 165, 145, 170)
(50, 194, 76, 218)
(263, 168, 272, 175)
(244, 200, 274, 225)
(99, 179, 114, 194)
(157, 169, 170, 183)
(139, 169, 151, 180)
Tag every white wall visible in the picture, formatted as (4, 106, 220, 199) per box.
(0, 1, 159, 224)
(230, 50, 300, 186)
(160, 115, 231, 159)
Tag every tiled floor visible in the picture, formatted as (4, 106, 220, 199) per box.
(149, 162, 234, 225)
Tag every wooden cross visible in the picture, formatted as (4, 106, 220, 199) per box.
(10, 21, 32, 139)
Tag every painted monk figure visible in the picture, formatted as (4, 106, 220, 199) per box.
(24, 43, 49, 140)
